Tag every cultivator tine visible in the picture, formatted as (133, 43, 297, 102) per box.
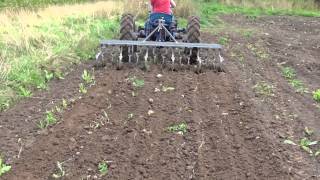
(100, 40, 224, 72)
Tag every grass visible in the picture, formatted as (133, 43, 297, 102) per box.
(0, 1, 121, 111)
(0, 157, 11, 177)
(167, 122, 188, 135)
(200, 0, 320, 19)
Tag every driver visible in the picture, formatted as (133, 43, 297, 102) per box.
(150, 0, 176, 15)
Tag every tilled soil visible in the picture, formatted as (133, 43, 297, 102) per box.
(1, 15, 320, 179)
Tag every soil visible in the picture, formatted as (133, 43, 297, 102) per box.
(1, 15, 320, 180)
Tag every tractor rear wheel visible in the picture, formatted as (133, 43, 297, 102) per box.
(187, 16, 200, 64)
(119, 14, 135, 67)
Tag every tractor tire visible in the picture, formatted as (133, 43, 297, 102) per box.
(187, 16, 200, 64)
(119, 13, 135, 66)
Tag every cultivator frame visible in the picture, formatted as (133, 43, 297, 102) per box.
(96, 14, 224, 72)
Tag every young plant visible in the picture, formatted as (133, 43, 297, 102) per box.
(299, 137, 318, 154)
(98, 161, 108, 176)
(129, 76, 145, 88)
(253, 82, 274, 97)
(38, 111, 57, 129)
(289, 79, 308, 93)
(52, 161, 65, 179)
(0, 157, 11, 177)
(313, 89, 320, 103)
(282, 67, 296, 79)
(79, 83, 87, 94)
(316, 150, 320, 157)
(82, 70, 95, 85)
(167, 122, 188, 135)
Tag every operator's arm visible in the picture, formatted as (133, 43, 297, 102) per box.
(170, 0, 176, 8)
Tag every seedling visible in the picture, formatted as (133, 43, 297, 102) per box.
(316, 150, 320, 157)
(52, 161, 65, 179)
(313, 89, 320, 103)
(167, 122, 188, 135)
(289, 79, 308, 93)
(282, 67, 296, 79)
(98, 161, 108, 176)
(129, 76, 144, 88)
(38, 111, 57, 129)
(82, 70, 95, 85)
(79, 83, 87, 94)
(299, 137, 318, 154)
(0, 157, 11, 176)
(253, 82, 274, 97)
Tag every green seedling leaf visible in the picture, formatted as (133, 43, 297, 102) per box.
(284, 140, 296, 145)
(98, 161, 108, 176)
(167, 123, 188, 135)
(313, 89, 320, 103)
(0, 157, 11, 176)
(128, 76, 145, 88)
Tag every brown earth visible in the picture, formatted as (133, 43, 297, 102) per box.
(1, 15, 320, 180)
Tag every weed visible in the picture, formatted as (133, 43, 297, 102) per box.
(218, 37, 229, 45)
(253, 82, 274, 97)
(82, 70, 95, 85)
(52, 161, 65, 179)
(0, 157, 11, 177)
(313, 89, 320, 103)
(38, 111, 57, 129)
(98, 161, 108, 176)
(167, 122, 188, 135)
(79, 83, 87, 94)
(282, 67, 296, 79)
(129, 77, 145, 88)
